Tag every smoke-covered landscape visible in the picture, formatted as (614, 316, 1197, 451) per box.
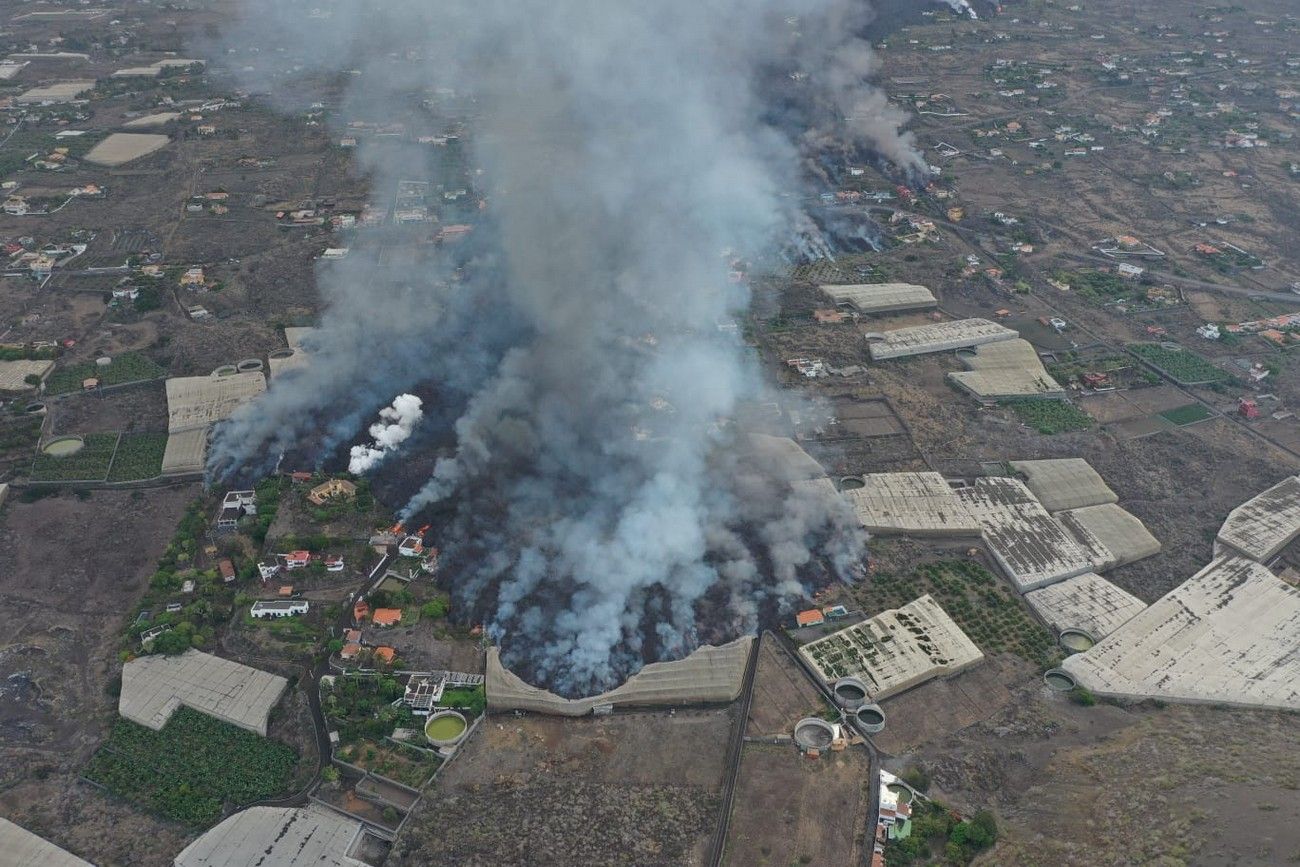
(206, 0, 917, 696)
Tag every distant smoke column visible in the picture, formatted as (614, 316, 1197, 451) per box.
(348, 393, 424, 475)
(937, 0, 978, 19)
(211, 0, 912, 696)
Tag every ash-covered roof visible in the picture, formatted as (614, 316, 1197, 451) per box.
(819, 282, 936, 314)
(1010, 458, 1118, 513)
(948, 339, 1064, 401)
(0, 817, 93, 867)
(1216, 475, 1300, 562)
(120, 649, 287, 736)
(1063, 556, 1300, 711)
(1057, 503, 1161, 568)
(865, 318, 1017, 360)
(799, 594, 983, 699)
(1024, 572, 1146, 639)
(174, 806, 366, 867)
(487, 636, 753, 716)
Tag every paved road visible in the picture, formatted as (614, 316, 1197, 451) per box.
(706, 633, 762, 867)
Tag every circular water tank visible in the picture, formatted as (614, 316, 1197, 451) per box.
(212, 364, 238, 378)
(25, 402, 46, 415)
(832, 677, 868, 711)
(42, 435, 84, 457)
(793, 717, 835, 751)
(95, 356, 112, 367)
(423, 710, 468, 747)
(855, 703, 886, 734)
(839, 476, 865, 491)
(1044, 668, 1077, 692)
(1059, 628, 1096, 654)
(236, 358, 264, 372)
(268, 348, 294, 360)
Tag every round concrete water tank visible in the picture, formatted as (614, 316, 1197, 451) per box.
(95, 356, 112, 367)
(25, 402, 46, 415)
(832, 677, 868, 711)
(1058, 628, 1096, 654)
(212, 364, 238, 377)
(269, 348, 294, 360)
(1044, 668, 1077, 692)
(839, 476, 865, 491)
(793, 717, 835, 751)
(236, 358, 264, 373)
(42, 435, 84, 457)
(424, 710, 468, 747)
(855, 703, 886, 734)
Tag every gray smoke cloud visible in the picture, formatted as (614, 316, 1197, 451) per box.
(209, 0, 916, 696)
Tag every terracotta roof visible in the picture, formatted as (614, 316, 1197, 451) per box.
(373, 646, 396, 663)
(372, 608, 402, 627)
(796, 609, 825, 627)
(340, 643, 361, 659)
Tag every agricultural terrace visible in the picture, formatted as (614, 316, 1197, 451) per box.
(852, 560, 1060, 670)
(30, 431, 168, 483)
(84, 707, 297, 826)
(106, 432, 168, 481)
(1001, 399, 1093, 435)
(325, 675, 438, 787)
(44, 352, 166, 395)
(1129, 343, 1229, 385)
(29, 432, 119, 482)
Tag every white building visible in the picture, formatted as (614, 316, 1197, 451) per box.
(250, 600, 309, 619)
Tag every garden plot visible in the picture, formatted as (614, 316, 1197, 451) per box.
(1130, 343, 1229, 386)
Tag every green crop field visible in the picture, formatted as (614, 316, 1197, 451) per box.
(84, 707, 297, 827)
(29, 432, 119, 481)
(1001, 398, 1093, 434)
(854, 560, 1060, 670)
(1130, 343, 1228, 385)
(106, 432, 167, 481)
(44, 352, 165, 395)
(1159, 403, 1213, 426)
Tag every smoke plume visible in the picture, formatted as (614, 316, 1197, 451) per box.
(348, 394, 424, 475)
(209, 0, 916, 696)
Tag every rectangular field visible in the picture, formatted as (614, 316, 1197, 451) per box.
(30, 432, 119, 482)
(725, 743, 870, 867)
(83, 707, 297, 827)
(106, 432, 167, 482)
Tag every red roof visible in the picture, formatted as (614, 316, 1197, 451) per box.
(218, 559, 235, 579)
(340, 643, 361, 659)
(796, 609, 825, 627)
(353, 600, 370, 621)
(372, 608, 402, 627)
(373, 646, 396, 663)
(286, 550, 310, 562)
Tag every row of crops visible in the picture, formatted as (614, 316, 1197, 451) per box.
(1129, 342, 1228, 385)
(29, 431, 166, 482)
(83, 707, 297, 827)
(856, 561, 1060, 670)
(1000, 398, 1094, 435)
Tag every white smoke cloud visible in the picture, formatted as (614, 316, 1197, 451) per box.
(347, 393, 424, 474)
(207, 0, 907, 697)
